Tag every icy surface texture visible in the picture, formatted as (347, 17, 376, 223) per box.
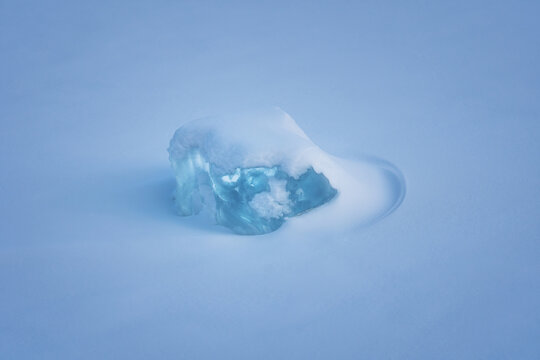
(168, 108, 338, 235)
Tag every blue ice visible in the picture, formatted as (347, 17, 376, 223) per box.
(170, 146, 337, 234)
(168, 108, 342, 234)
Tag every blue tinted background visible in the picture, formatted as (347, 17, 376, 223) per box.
(1, 1, 539, 359)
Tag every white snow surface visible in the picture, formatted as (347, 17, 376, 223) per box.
(169, 107, 332, 178)
(3, 2, 540, 358)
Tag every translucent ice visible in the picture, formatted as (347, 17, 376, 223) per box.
(168, 108, 405, 235)
(168, 108, 338, 234)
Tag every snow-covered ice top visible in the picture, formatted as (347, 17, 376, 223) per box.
(168, 107, 333, 178)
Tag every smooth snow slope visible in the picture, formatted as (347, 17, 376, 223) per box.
(1, 1, 539, 359)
